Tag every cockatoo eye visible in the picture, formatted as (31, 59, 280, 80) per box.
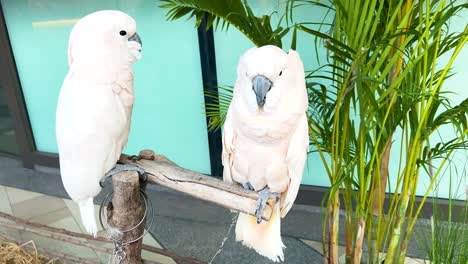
(119, 30, 127, 36)
(279, 71, 283, 76)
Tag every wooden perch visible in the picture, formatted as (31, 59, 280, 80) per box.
(119, 150, 276, 221)
(0, 211, 206, 264)
(107, 170, 146, 264)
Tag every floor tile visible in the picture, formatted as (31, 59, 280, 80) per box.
(142, 233, 177, 264)
(0, 186, 12, 214)
(20, 231, 99, 261)
(63, 199, 105, 234)
(63, 199, 82, 228)
(29, 207, 71, 226)
(300, 239, 346, 256)
(48, 216, 83, 234)
(405, 257, 427, 263)
(96, 252, 111, 263)
(142, 250, 178, 264)
(0, 223, 22, 242)
(6, 187, 43, 204)
(88, 229, 113, 250)
(11, 194, 66, 220)
(300, 239, 323, 254)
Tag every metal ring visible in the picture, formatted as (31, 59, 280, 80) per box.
(100, 190, 146, 233)
(99, 189, 154, 245)
(124, 191, 154, 245)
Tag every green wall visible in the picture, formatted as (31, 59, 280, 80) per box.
(1, 0, 211, 174)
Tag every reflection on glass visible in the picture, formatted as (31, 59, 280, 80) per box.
(0, 84, 19, 154)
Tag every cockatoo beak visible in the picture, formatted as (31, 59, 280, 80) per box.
(128, 32, 142, 46)
(252, 75, 272, 108)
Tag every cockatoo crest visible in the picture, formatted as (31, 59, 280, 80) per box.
(235, 45, 306, 115)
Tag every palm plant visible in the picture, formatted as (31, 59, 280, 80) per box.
(417, 170, 468, 264)
(160, 0, 468, 263)
(300, 1, 468, 263)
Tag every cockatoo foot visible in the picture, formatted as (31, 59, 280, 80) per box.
(242, 182, 255, 191)
(100, 164, 146, 187)
(255, 187, 280, 224)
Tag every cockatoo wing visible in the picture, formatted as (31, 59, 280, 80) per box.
(281, 114, 309, 217)
(56, 76, 129, 200)
(222, 106, 236, 183)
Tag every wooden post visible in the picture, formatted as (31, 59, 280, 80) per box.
(107, 171, 146, 264)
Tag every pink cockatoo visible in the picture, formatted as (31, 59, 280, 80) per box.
(56, 10, 142, 236)
(222, 45, 309, 262)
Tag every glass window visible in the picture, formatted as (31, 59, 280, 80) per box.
(0, 84, 18, 154)
(1, 0, 211, 174)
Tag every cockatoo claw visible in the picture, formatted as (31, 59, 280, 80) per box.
(128, 155, 141, 161)
(140, 173, 148, 181)
(255, 187, 280, 224)
(100, 164, 146, 187)
(242, 182, 255, 191)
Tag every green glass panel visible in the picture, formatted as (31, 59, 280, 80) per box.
(1, 0, 211, 174)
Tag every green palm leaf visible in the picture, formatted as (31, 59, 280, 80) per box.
(160, 0, 287, 47)
(204, 85, 233, 131)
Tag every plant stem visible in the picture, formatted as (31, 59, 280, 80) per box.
(353, 218, 365, 264)
(385, 193, 409, 264)
(328, 192, 340, 264)
(369, 138, 393, 263)
(344, 203, 353, 264)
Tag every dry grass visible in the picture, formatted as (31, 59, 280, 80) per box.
(0, 239, 56, 264)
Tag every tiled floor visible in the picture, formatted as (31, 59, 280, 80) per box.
(0, 186, 429, 264)
(0, 185, 176, 264)
(0, 184, 430, 264)
(0, 155, 436, 263)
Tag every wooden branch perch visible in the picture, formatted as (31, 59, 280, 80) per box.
(119, 150, 276, 221)
(0, 211, 206, 264)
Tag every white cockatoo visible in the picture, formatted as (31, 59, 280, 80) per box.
(222, 45, 309, 262)
(56, 10, 142, 236)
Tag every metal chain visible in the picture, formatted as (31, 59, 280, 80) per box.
(208, 211, 238, 264)
(100, 189, 154, 264)
(107, 227, 125, 264)
(110, 240, 126, 264)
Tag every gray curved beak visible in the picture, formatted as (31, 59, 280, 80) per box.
(129, 32, 142, 46)
(252, 75, 272, 108)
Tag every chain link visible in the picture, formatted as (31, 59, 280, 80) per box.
(100, 189, 154, 264)
(110, 240, 126, 264)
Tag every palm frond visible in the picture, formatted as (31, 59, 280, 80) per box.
(204, 85, 233, 131)
(160, 0, 286, 47)
(430, 97, 468, 134)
